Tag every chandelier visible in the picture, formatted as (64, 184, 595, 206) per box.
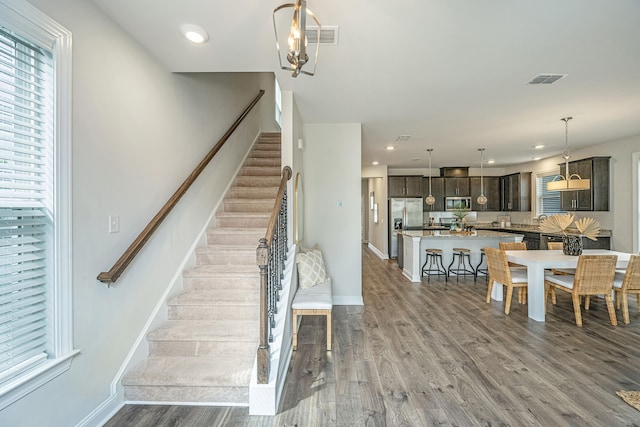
(273, 0, 321, 77)
(546, 117, 590, 191)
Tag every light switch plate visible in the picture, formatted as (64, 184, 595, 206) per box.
(109, 215, 120, 233)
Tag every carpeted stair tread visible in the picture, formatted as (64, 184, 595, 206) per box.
(234, 176, 282, 186)
(123, 355, 255, 388)
(147, 319, 259, 342)
(183, 264, 259, 278)
(238, 166, 281, 176)
(168, 289, 259, 307)
(195, 244, 256, 253)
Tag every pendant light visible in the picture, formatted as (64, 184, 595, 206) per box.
(273, 0, 321, 78)
(425, 148, 436, 205)
(546, 117, 591, 191)
(477, 148, 487, 205)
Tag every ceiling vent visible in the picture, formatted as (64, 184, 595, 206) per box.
(527, 74, 568, 85)
(306, 26, 339, 44)
(396, 135, 411, 142)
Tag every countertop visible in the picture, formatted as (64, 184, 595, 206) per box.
(472, 223, 612, 238)
(402, 229, 524, 239)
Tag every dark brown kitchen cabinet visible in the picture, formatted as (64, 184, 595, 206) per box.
(422, 177, 445, 211)
(559, 157, 610, 211)
(501, 172, 531, 211)
(389, 176, 422, 197)
(444, 177, 470, 196)
(470, 176, 500, 211)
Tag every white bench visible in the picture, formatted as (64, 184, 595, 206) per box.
(291, 279, 332, 351)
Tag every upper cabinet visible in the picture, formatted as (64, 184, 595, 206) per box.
(389, 176, 423, 197)
(470, 176, 500, 211)
(422, 177, 445, 211)
(501, 172, 531, 211)
(444, 177, 470, 196)
(559, 156, 610, 211)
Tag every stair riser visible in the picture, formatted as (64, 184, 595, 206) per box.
(207, 233, 263, 245)
(182, 277, 260, 291)
(196, 251, 255, 265)
(253, 142, 282, 151)
(238, 167, 281, 177)
(249, 151, 280, 159)
(244, 158, 281, 167)
(223, 201, 273, 213)
(148, 340, 257, 358)
(234, 176, 281, 187)
(227, 187, 278, 199)
(124, 385, 248, 404)
(215, 216, 269, 228)
(167, 304, 259, 322)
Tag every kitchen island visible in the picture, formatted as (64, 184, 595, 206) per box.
(400, 230, 524, 283)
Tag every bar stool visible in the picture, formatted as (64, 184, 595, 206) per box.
(474, 248, 489, 282)
(421, 249, 447, 282)
(448, 247, 476, 281)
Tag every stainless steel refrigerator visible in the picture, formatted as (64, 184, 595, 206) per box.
(389, 197, 423, 259)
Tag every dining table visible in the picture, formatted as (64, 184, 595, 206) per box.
(499, 249, 633, 322)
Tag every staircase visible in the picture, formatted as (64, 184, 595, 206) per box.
(122, 133, 281, 404)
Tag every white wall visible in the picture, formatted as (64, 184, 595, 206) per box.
(280, 89, 305, 244)
(1, 1, 276, 426)
(303, 124, 363, 305)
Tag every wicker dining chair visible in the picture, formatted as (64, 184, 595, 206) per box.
(546, 241, 576, 276)
(499, 241, 528, 304)
(484, 247, 528, 315)
(547, 242, 563, 250)
(544, 255, 618, 327)
(613, 255, 640, 325)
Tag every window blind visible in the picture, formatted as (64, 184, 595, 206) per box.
(537, 173, 564, 215)
(0, 27, 53, 384)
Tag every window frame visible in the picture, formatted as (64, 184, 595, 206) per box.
(535, 170, 566, 217)
(274, 77, 282, 129)
(0, 0, 76, 410)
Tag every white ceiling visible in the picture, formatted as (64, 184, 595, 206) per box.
(89, 0, 640, 169)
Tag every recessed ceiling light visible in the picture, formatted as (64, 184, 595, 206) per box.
(487, 160, 495, 164)
(532, 156, 542, 161)
(372, 161, 379, 165)
(533, 144, 545, 149)
(180, 24, 209, 44)
(386, 146, 395, 150)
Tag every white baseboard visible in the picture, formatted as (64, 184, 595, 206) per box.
(367, 242, 388, 260)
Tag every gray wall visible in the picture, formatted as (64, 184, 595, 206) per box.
(1, 0, 276, 425)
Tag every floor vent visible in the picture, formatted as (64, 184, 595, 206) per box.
(527, 74, 568, 85)
(306, 26, 339, 45)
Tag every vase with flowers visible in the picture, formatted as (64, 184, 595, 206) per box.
(538, 213, 600, 256)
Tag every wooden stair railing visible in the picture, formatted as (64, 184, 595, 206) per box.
(256, 165, 292, 384)
(97, 90, 265, 285)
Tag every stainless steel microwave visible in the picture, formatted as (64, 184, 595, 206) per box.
(445, 196, 472, 211)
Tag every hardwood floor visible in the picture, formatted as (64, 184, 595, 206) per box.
(105, 245, 640, 426)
